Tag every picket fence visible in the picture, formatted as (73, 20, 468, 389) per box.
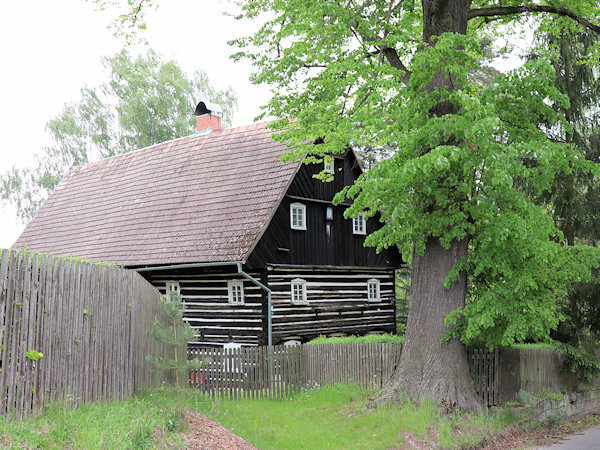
(0, 249, 185, 419)
(189, 343, 498, 406)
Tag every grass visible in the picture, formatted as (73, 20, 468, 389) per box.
(0, 394, 188, 448)
(0, 385, 517, 449)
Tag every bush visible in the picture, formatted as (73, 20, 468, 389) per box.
(307, 333, 404, 345)
(513, 389, 535, 406)
(556, 342, 600, 382)
(540, 411, 564, 427)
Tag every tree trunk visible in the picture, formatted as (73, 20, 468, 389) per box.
(380, 0, 483, 411)
(381, 237, 482, 411)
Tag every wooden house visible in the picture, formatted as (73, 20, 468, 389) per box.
(13, 104, 402, 348)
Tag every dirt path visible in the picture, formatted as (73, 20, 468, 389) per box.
(179, 412, 256, 450)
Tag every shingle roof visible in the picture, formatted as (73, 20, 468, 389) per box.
(13, 122, 301, 266)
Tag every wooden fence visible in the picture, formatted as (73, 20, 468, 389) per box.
(188, 343, 402, 398)
(189, 344, 499, 407)
(0, 249, 185, 419)
(469, 348, 499, 407)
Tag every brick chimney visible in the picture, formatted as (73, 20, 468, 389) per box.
(193, 101, 223, 134)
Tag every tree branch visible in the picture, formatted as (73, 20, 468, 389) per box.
(468, 5, 600, 33)
(381, 46, 412, 84)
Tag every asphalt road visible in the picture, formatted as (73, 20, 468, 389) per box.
(534, 425, 600, 449)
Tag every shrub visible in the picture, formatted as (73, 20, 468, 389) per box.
(541, 411, 564, 427)
(513, 389, 535, 405)
(307, 333, 404, 345)
(556, 342, 600, 382)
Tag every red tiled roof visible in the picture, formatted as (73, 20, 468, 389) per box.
(13, 122, 301, 266)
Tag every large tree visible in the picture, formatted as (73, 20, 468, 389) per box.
(98, 1, 600, 410)
(1, 49, 237, 221)
(533, 29, 600, 377)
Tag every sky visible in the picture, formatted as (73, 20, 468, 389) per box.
(0, 0, 269, 248)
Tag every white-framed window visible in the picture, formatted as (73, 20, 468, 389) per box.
(165, 281, 180, 301)
(290, 202, 307, 230)
(324, 159, 334, 172)
(227, 280, 244, 305)
(353, 213, 366, 235)
(367, 279, 381, 301)
(291, 278, 308, 304)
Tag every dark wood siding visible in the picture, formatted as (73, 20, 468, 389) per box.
(247, 151, 402, 269)
(141, 268, 264, 348)
(267, 265, 396, 344)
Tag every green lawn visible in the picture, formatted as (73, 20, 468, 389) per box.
(0, 385, 516, 449)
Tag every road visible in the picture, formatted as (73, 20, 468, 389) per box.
(534, 425, 600, 449)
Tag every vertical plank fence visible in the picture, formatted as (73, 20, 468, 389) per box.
(188, 344, 498, 407)
(469, 348, 499, 407)
(0, 249, 185, 419)
(188, 342, 402, 399)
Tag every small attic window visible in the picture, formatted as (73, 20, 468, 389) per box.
(290, 202, 307, 230)
(353, 214, 366, 235)
(324, 159, 334, 172)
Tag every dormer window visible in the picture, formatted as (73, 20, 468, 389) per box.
(324, 159, 334, 172)
(290, 202, 307, 230)
(367, 279, 380, 301)
(165, 281, 180, 301)
(227, 280, 244, 305)
(353, 213, 366, 235)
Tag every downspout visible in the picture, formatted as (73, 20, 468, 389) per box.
(134, 260, 274, 383)
(236, 262, 273, 384)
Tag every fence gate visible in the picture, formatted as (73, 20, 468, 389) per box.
(469, 349, 499, 407)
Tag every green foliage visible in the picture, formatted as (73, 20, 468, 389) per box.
(538, 392, 563, 402)
(540, 411, 565, 427)
(0, 385, 518, 449)
(556, 342, 600, 382)
(1, 49, 237, 221)
(0, 393, 187, 448)
(228, 2, 600, 352)
(510, 342, 557, 350)
(514, 389, 536, 406)
(25, 350, 43, 361)
(307, 333, 404, 345)
(146, 293, 202, 386)
(528, 29, 600, 381)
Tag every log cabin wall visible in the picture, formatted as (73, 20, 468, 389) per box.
(266, 265, 396, 344)
(141, 268, 263, 348)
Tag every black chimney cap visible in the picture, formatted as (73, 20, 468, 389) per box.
(193, 101, 209, 116)
(193, 101, 223, 116)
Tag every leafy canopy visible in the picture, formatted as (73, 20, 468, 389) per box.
(230, 1, 600, 348)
